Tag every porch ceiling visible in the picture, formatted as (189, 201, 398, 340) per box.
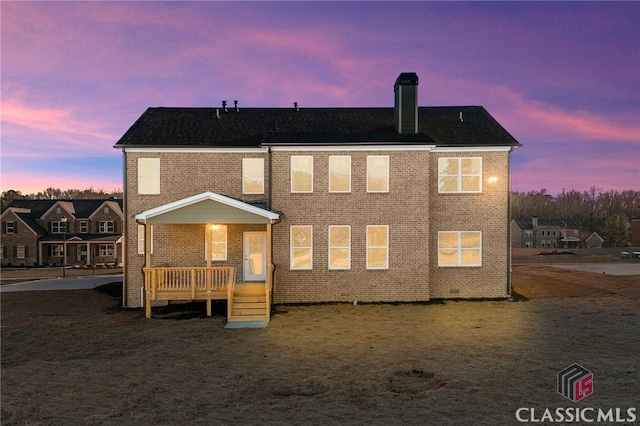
(135, 192, 280, 225)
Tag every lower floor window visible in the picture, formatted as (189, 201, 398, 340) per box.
(438, 231, 482, 267)
(290, 226, 313, 270)
(99, 245, 114, 257)
(51, 245, 63, 257)
(366, 225, 389, 269)
(17, 246, 26, 259)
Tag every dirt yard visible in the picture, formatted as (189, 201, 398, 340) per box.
(2, 251, 639, 425)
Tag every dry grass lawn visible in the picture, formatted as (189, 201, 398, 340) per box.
(2, 252, 639, 425)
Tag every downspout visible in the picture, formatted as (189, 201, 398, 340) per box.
(121, 149, 128, 309)
(267, 145, 273, 210)
(506, 148, 513, 297)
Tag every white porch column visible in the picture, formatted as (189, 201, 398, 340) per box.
(86, 242, 91, 265)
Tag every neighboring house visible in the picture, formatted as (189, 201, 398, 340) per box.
(585, 232, 604, 249)
(115, 72, 521, 325)
(510, 217, 581, 249)
(1, 199, 123, 267)
(631, 217, 640, 247)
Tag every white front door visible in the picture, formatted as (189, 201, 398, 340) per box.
(243, 232, 267, 281)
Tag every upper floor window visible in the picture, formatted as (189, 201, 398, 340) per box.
(290, 226, 312, 270)
(242, 158, 264, 194)
(438, 157, 482, 193)
(99, 221, 115, 233)
(524, 230, 533, 237)
(50, 221, 65, 233)
(438, 231, 482, 267)
(291, 156, 313, 193)
(366, 225, 389, 269)
(5, 222, 15, 234)
(138, 158, 160, 194)
(367, 156, 389, 193)
(79, 221, 89, 233)
(328, 226, 351, 270)
(208, 225, 227, 261)
(329, 156, 351, 193)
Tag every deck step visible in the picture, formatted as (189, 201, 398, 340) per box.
(233, 296, 266, 303)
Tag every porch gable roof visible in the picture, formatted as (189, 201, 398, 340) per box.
(135, 192, 280, 224)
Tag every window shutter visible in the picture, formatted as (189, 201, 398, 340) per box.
(25, 246, 29, 257)
(113, 221, 118, 233)
(14, 246, 18, 257)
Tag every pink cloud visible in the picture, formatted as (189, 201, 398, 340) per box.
(1, 97, 118, 158)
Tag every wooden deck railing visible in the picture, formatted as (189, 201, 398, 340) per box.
(144, 267, 235, 318)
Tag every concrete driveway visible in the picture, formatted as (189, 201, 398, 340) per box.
(0, 275, 122, 292)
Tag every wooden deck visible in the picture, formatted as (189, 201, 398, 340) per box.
(143, 267, 271, 325)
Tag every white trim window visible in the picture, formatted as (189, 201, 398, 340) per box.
(242, 158, 265, 194)
(79, 221, 89, 233)
(99, 245, 114, 257)
(137, 225, 154, 255)
(208, 225, 228, 261)
(290, 226, 312, 270)
(99, 221, 115, 233)
(438, 157, 482, 193)
(51, 245, 63, 257)
(291, 156, 313, 193)
(5, 221, 15, 234)
(17, 246, 26, 259)
(51, 221, 65, 233)
(329, 156, 351, 193)
(366, 225, 389, 269)
(367, 155, 389, 193)
(438, 231, 482, 267)
(328, 226, 351, 270)
(138, 158, 160, 194)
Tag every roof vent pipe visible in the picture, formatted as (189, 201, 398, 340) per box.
(222, 100, 227, 113)
(459, 111, 463, 122)
(216, 109, 220, 119)
(234, 100, 239, 112)
(294, 102, 299, 111)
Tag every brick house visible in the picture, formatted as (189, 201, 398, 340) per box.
(510, 217, 581, 249)
(115, 73, 520, 326)
(1, 199, 123, 267)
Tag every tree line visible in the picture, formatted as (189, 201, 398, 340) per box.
(2, 186, 639, 246)
(511, 188, 640, 247)
(1, 187, 123, 211)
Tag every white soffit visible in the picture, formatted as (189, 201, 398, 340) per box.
(135, 192, 280, 224)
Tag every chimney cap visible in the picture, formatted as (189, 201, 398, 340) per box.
(395, 72, 419, 88)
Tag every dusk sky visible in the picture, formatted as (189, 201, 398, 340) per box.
(1, 1, 639, 196)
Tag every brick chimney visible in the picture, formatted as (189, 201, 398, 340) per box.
(394, 72, 419, 134)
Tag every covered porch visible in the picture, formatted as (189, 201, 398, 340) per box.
(136, 192, 280, 327)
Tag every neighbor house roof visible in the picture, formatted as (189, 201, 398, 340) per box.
(114, 106, 520, 148)
(513, 218, 580, 230)
(7, 199, 123, 219)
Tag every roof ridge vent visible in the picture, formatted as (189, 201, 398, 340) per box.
(234, 100, 239, 112)
(294, 102, 299, 112)
(222, 100, 228, 113)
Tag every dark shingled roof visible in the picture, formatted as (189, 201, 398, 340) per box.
(7, 199, 123, 219)
(114, 106, 520, 148)
(514, 218, 580, 230)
